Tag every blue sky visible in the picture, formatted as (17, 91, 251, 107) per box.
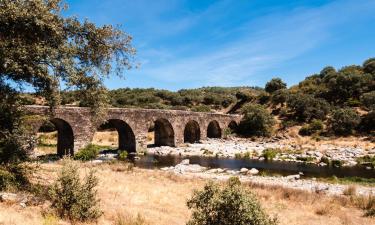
(66, 0, 375, 90)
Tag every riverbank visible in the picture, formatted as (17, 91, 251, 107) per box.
(160, 159, 375, 196)
(1, 161, 374, 225)
(147, 137, 375, 167)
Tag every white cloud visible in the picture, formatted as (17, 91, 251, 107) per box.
(132, 0, 375, 87)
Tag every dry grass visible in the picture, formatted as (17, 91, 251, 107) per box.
(92, 131, 118, 147)
(1, 162, 374, 225)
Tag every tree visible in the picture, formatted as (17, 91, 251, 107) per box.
(359, 111, 375, 133)
(265, 78, 287, 93)
(286, 94, 330, 122)
(239, 104, 275, 137)
(363, 58, 375, 74)
(187, 177, 277, 225)
(361, 91, 375, 110)
(0, 0, 135, 162)
(0, 0, 135, 118)
(330, 108, 361, 135)
(271, 89, 289, 106)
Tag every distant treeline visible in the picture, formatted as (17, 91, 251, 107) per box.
(21, 58, 374, 136)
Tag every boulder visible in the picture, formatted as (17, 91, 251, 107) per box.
(180, 159, 190, 165)
(240, 168, 249, 173)
(247, 168, 259, 175)
(0, 192, 19, 202)
(286, 174, 300, 180)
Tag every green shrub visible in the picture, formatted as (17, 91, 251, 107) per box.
(265, 78, 287, 94)
(359, 111, 375, 133)
(239, 104, 275, 137)
(49, 159, 102, 221)
(118, 151, 128, 161)
(299, 119, 324, 136)
(187, 177, 277, 225)
(262, 148, 280, 161)
(74, 144, 101, 161)
(286, 94, 330, 122)
(191, 105, 211, 112)
(0, 165, 30, 191)
(330, 108, 361, 135)
(361, 91, 375, 110)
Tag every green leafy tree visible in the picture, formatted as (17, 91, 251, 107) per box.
(271, 89, 289, 106)
(265, 78, 287, 93)
(286, 94, 330, 122)
(0, 0, 135, 163)
(239, 104, 275, 137)
(361, 91, 375, 110)
(187, 177, 277, 225)
(0, 0, 135, 120)
(363, 58, 375, 74)
(330, 108, 361, 135)
(359, 111, 375, 133)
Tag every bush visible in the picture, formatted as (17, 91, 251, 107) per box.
(239, 104, 275, 137)
(0, 164, 31, 191)
(187, 177, 277, 225)
(118, 150, 128, 161)
(361, 91, 375, 110)
(262, 148, 280, 161)
(191, 105, 211, 112)
(265, 78, 287, 93)
(330, 108, 361, 135)
(286, 94, 330, 122)
(299, 119, 324, 136)
(359, 111, 375, 133)
(49, 159, 102, 221)
(74, 144, 101, 161)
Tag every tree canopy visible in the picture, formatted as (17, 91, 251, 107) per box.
(0, 0, 135, 114)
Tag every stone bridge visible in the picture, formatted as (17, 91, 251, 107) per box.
(25, 105, 242, 155)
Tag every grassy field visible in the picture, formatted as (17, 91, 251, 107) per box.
(0, 161, 374, 225)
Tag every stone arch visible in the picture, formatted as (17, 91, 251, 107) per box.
(228, 120, 238, 133)
(38, 118, 74, 156)
(100, 119, 136, 153)
(154, 118, 175, 147)
(207, 120, 221, 138)
(184, 120, 201, 143)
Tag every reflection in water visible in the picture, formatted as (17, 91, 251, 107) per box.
(132, 154, 375, 179)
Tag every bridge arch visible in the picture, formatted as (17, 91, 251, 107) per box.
(184, 120, 201, 143)
(207, 120, 221, 138)
(228, 120, 238, 133)
(154, 118, 175, 147)
(38, 118, 74, 156)
(98, 119, 136, 153)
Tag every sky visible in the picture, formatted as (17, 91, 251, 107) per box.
(65, 0, 375, 90)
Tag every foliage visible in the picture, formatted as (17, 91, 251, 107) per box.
(286, 94, 330, 122)
(187, 177, 277, 225)
(359, 111, 375, 133)
(330, 108, 361, 135)
(271, 89, 289, 106)
(192, 105, 211, 112)
(0, 164, 30, 191)
(74, 144, 101, 161)
(361, 91, 375, 110)
(0, 81, 33, 164)
(118, 150, 128, 161)
(239, 104, 275, 137)
(49, 159, 102, 221)
(299, 119, 324, 136)
(262, 148, 281, 161)
(265, 78, 287, 93)
(0, 0, 135, 124)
